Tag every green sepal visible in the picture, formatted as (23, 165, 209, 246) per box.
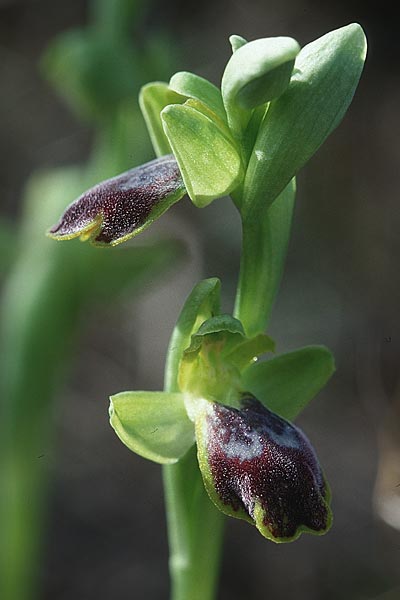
(161, 102, 244, 207)
(242, 23, 367, 219)
(139, 82, 186, 157)
(164, 278, 221, 393)
(224, 333, 275, 371)
(221, 36, 300, 136)
(242, 345, 335, 420)
(229, 34, 248, 53)
(169, 71, 227, 123)
(109, 391, 194, 464)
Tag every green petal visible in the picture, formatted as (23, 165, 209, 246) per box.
(242, 23, 367, 218)
(109, 392, 194, 464)
(161, 103, 243, 207)
(109, 391, 194, 464)
(169, 71, 227, 122)
(242, 345, 335, 420)
(139, 82, 186, 157)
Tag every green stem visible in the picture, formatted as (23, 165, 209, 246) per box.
(163, 452, 224, 600)
(234, 178, 296, 336)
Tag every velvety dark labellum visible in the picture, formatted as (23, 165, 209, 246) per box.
(202, 395, 331, 541)
(49, 155, 186, 245)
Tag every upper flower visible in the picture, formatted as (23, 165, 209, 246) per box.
(48, 155, 186, 246)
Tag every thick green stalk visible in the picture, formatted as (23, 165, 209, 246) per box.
(234, 179, 296, 336)
(163, 452, 224, 600)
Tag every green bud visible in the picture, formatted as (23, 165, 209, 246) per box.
(242, 23, 367, 218)
(222, 36, 300, 135)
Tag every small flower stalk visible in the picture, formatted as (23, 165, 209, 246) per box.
(47, 22, 367, 600)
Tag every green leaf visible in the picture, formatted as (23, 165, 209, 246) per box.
(221, 36, 300, 136)
(242, 345, 335, 420)
(161, 103, 243, 207)
(109, 391, 194, 464)
(242, 23, 367, 219)
(139, 82, 186, 157)
(169, 71, 227, 122)
(164, 278, 221, 393)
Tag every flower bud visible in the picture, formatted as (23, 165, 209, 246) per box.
(48, 155, 186, 246)
(196, 394, 331, 542)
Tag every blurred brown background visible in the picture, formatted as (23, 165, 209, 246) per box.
(1, 0, 399, 599)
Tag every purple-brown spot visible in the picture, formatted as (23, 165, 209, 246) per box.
(200, 395, 331, 541)
(48, 155, 186, 245)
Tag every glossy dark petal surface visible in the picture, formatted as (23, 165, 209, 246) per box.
(198, 395, 331, 541)
(49, 155, 185, 245)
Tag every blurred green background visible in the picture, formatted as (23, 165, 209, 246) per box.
(1, 1, 399, 599)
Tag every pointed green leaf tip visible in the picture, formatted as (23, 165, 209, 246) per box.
(48, 155, 186, 246)
(109, 391, 194, 464)
(195, 394, 332, 542)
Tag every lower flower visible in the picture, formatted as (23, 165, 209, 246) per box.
(195, 394, 332, 542)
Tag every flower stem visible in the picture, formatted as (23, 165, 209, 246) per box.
(163, 452, 224, 600)
(234, 179, 296, 336)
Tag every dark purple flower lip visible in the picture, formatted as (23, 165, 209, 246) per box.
(196, 394, 332, 542)
(48, 155, 186, 246)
